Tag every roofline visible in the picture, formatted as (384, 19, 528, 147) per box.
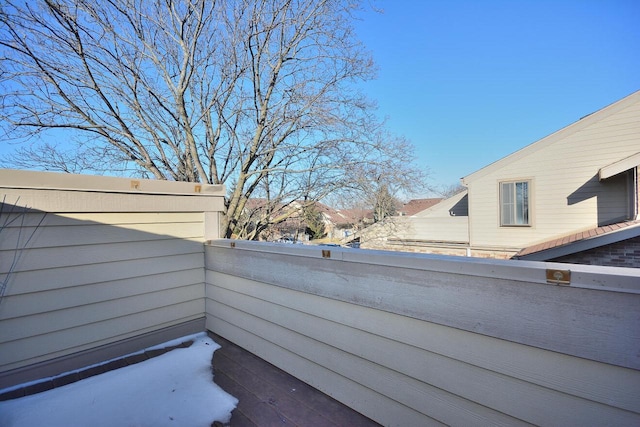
(462, 90, 640, 185)
(516, 223, 640, 261)
(413, 190, 468, 217)
(401, 197, 445, 216)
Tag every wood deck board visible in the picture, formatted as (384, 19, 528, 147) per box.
(210, 332, 381, 427)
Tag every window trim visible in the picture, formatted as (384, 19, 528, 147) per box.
(499, 179, 532, 227)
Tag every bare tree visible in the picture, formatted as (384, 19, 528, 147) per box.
(343, 131, 429, 221)
(437, 183, 466, 198)
(1, 0, 427, 238)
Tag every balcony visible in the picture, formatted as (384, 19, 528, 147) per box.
(1, 170, 640, 426)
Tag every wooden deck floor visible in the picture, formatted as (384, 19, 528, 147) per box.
(210, 333, 381, 427)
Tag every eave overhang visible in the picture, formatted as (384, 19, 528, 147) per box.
(599, 152, 640, 181)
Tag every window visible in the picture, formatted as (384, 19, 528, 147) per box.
(500, 181, 530, 226)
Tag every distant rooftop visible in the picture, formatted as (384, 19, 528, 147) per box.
(399, 198, 443, 216)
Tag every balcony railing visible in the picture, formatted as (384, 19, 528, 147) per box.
(205, 240, 640, 426)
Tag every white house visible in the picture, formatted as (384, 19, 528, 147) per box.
(361, 90, 640, 266)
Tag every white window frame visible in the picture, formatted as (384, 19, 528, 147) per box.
(500, 180, 531, 226)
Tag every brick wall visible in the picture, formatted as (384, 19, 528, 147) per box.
(550, 237, 640, 268)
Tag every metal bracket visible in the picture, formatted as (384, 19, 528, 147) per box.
(546, 269, 571, 286)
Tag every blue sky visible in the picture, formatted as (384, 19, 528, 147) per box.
(354, 0, 640, 194)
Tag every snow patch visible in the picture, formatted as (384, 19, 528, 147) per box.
(0, 333, 238, 427)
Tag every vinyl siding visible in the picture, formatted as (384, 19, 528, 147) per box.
(465, 93, 640, 249)
(0, 173, 224, 376)
(403, 192, 469, 242)
(205, 240, 640, 427)
(0, 209, 205, 372)
(407, 215, 468, 242)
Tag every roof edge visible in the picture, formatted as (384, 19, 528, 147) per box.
(462, 90, 640, 185)
(516, 222, 640, 261)
(413, 190, 468, 217)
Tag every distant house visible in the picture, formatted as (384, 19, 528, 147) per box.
(316, 205, 373, 239)
(355, 192, 470, 255)
(241, 199, 372, 241)
(359, 90, 640, 267)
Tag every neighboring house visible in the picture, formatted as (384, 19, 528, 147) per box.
(356, 192, 470, 255)
(237, 198, 310, 241)
(360, 90, 640, 266)
(316, 204, 373, 239)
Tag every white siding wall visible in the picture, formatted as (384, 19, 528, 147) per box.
(205, 240, 640, 427)
(403, 192, 469, 243)
(395, 215, 469, 244)
(465, 93, 640, 249)
(363, 192, 470, 253)
(0, 171, 225, 385)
